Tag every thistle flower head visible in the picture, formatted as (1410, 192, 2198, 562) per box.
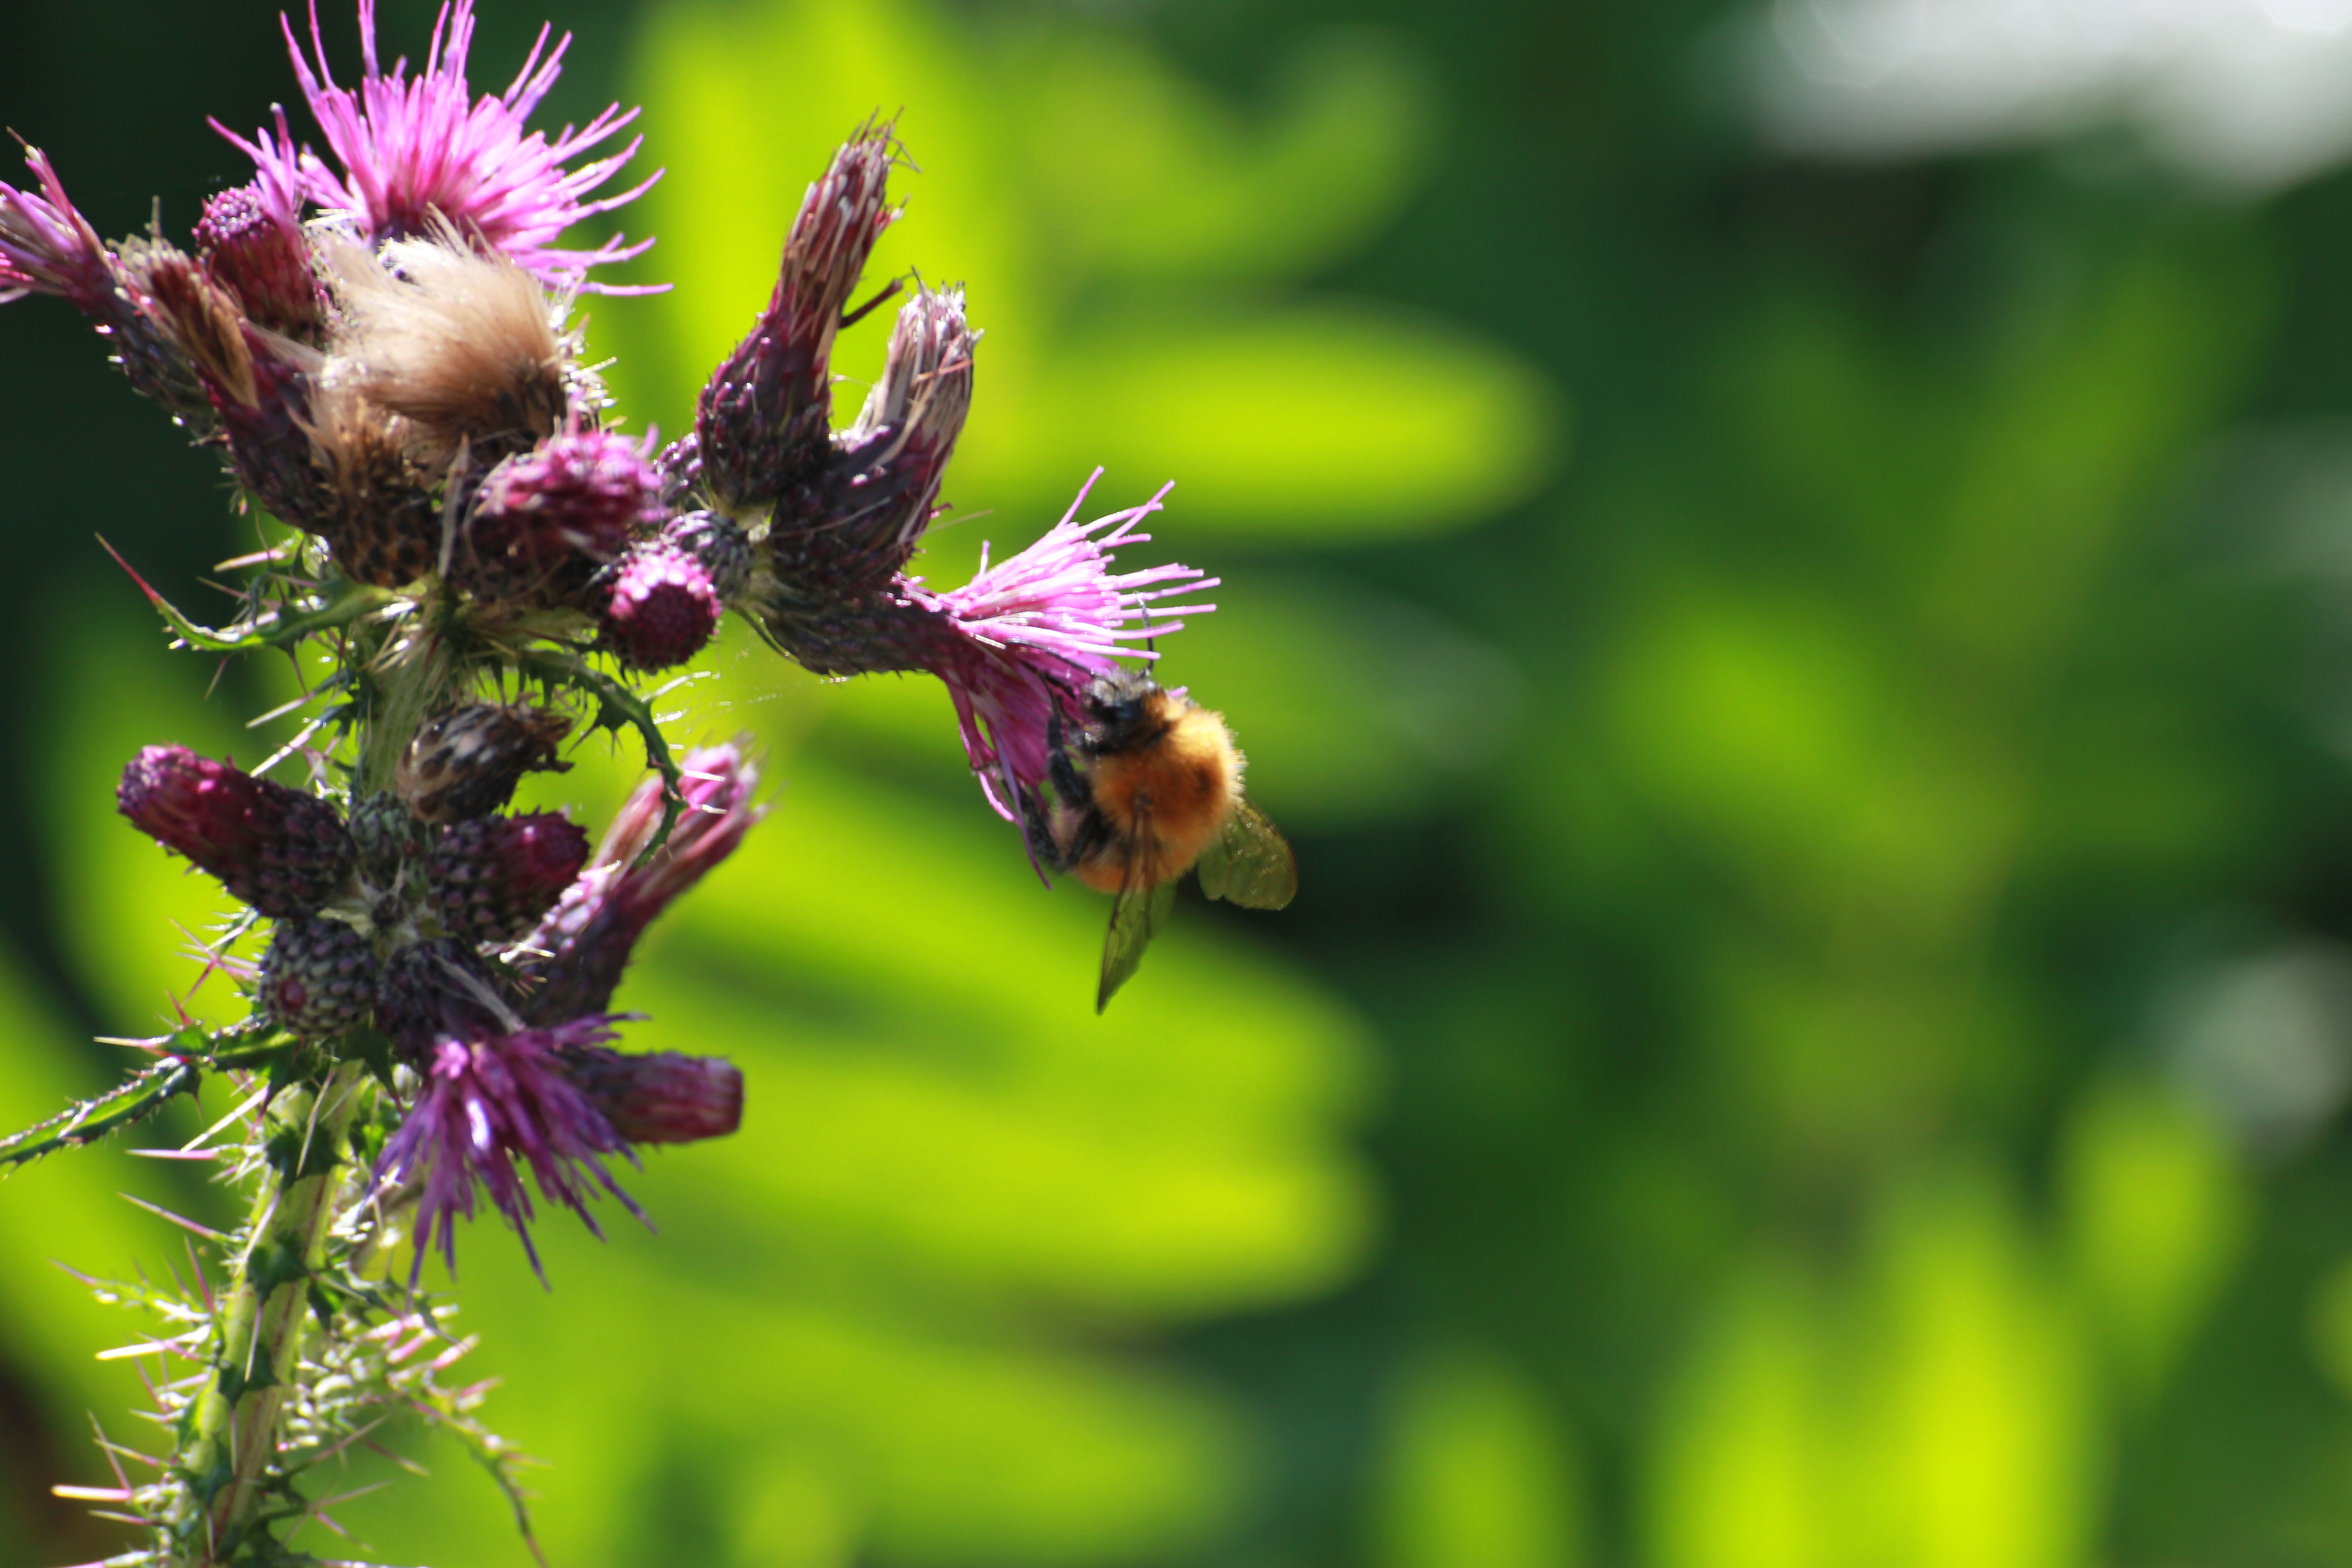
(260, 914, 376, 1039)
(396, 703, 572, 824)
(461, 426, 658, 601)
(0, 143, 112, 311)
(598, 541, 722, 671)
(430, 811, 590, 943)
(559, 1047, 743, 1144)
(380, 1013, 639, 1280)
(906, 473, 1216, 816)
(300, 379, 441, 586)
(265, 0, 661, 293)
(117, 745, 357, 917)
(193, 149, 321, 336)
(694, 124, 899, 511)
(521, 741, 761, 1021)
(818, 283, 978, 566)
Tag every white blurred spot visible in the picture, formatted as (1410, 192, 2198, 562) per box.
(2159, 943, 2352, 1153)
(1746, 0, 2352, 187)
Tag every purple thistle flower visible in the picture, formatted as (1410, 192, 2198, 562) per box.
(695, 124, 898, 510)
(380, 1014, 640, 1281)
(0, 146, 210, 414)
(0, 143, 112, 311)
(461, 427, 662, 603)
(520, 742, 761, 1021)
(809, 283, 978, 566)
(430, 811, 590, 943)
(904, 472, 1217, 817)
(193, 152, 321, 336)
(598, 542, 723, 671)
(559, 1047, 742, 1145)
(118, 745, 356, 917)
(252, 0, 661, 294)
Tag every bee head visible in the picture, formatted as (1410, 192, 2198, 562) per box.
(1083, 669, 1169, 753)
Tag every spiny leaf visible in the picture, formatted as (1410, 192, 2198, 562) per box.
(100, 537, 395, 654)
(0, 1058, 200, 1172)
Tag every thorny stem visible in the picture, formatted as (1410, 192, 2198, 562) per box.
(169, 1061, 366, 1563)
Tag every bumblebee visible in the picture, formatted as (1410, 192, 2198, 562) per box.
(1024, 670, 1297, 1010)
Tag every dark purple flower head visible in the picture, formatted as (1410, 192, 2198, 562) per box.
(560, 1047, 742, 1144)
(375, 936, 505, 1053)
(260, 914, 377, 1039)
(904, 473, 1216, 817)
(695, 124, 898, 511)
(599, 542, 722, 671)
(381, 1014, 639, 1281)
(520, 742, 761, 1021)
(0, 144, 112, 311)
(461, 428, 662, 603)
(118, 745, 356, 916)
(251, 0, 661, 293)
(430, 811, 590, 943)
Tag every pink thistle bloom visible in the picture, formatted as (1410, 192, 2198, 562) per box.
(246, 0, 662, 293)
(0, 144, 113, 311)
(902, 471, 1217, 818)
(381, 1014, 640, 1281)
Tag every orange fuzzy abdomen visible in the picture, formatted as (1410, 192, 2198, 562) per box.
(1074, 709, 1241, 893)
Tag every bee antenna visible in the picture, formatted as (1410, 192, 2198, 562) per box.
(1137, 599, 1159, 662)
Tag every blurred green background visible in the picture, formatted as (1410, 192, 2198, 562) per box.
(11, 0, 2352, 1563)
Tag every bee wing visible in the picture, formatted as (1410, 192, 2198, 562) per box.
(1195, 797, 1298, 910)
(1098, 803, 1177, 1013)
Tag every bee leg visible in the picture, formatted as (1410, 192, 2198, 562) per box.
(1018, 785, 1069, 873)
(1064, 807, 1115, 869)
(1047, 727, 1091, 812)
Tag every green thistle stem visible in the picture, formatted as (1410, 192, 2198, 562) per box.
(170, 1061, 368, 1567)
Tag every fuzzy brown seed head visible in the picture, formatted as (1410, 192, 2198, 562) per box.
(396, 704, 573, 824)
(323, 231, 592, 469)
(300, 381, 440, 587)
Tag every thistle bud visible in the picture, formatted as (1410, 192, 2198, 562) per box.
(694, 125, 898, 512)
(348, 790, 430, 886)
(520, 741, 762, 1022)
(560, 1048, 743, 1144)
(260, 915, 376, 1039)
(375, 937, 502, 1052)
(755, 288, 977, 664)
(662, 510, 752, 602)
(431, 812, 591, 944)
(117, 745, 355, 917)
(194, 180, 321, 338)
(598, 543, 722, 671)
(396, 705, 572, 825)
(824, 284, 976, 561)
(459, 429, 662, 603)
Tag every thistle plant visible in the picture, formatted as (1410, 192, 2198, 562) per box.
(0, 1, 1224, 1562)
